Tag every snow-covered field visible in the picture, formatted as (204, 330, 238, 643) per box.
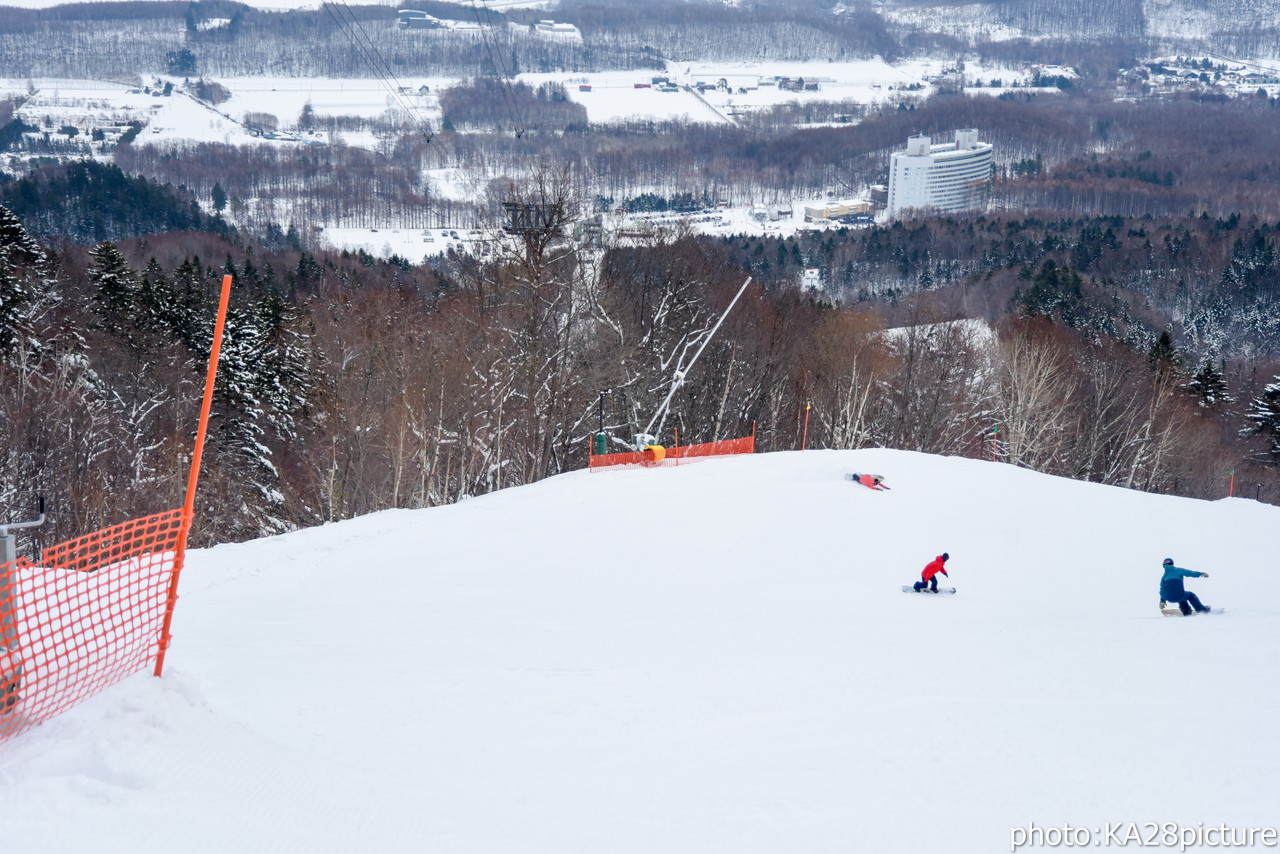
(0, 53, 1060, 255)
(1, 448, 1276, 853)
(1, 55, 1049, 141)
(0, 76, 437, 150)
(321, 225, 474, 261)
(517, 58, 967, 125)
(521, 57, 1055, 125)
(2, 60, 961, 137)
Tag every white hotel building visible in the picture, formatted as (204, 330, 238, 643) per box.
(886, 129, 994, 217)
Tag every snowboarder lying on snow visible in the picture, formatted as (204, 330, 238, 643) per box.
(913, 553, 949, 592)
(1159, 558, 1211, 615)
(852, 472, 888, 490)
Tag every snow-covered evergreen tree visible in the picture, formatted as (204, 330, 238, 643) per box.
(251, 288, 314, 444)
(213, 300, 279, 533)
(1188, 358, 1231, 407)
(1147, 328, 1180, 374)
(205, 285, 316, 538)
(1245, 376, 1280, 461)
(89, 242, 144, 349)
(167, 258, 212, 352)
(0, 207, 111, 538)
(0, 205, 54, 358)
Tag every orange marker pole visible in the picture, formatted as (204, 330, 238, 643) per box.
(801, 402, 811, 451)
(1228, 468, 1235, 498)
(155, 274, 232, 677)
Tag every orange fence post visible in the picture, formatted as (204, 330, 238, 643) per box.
(154, 274, 232, 677)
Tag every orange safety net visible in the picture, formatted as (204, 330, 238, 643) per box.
(589, 434, 755, 471)
(1, 507, 188, 743)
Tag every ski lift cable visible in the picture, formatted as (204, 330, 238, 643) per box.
(328, 1, 429, 126)
(322, 2, 415, 120)
(322, 4, 397, 93)
(467, 0, 527, 138)
(470, 0, 526, 137)
(643, 276, 753, 441)
(328, 1, 434, 135)
(322, 1, 435, 140)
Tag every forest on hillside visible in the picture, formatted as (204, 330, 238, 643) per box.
(4, 164, 1280, 548)
(1, 0, 1277, 80)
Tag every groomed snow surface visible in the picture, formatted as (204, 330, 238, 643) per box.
(2, 449, 1276, 853)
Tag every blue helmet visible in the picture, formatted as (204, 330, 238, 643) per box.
(941, 553, 950, 561)
(1162, 558, 1174, 565)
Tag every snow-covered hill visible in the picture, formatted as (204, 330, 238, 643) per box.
(876, 0, 1280, 53)
(2, 449, 1276, 853)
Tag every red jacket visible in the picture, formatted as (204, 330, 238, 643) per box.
(921, 556, 949, 581)
(854, 473, 885, 490)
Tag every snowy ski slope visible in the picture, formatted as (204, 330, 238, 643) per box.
(1, 448, 1276, 852)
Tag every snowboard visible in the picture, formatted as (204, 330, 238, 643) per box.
(903, 585, 956, 595)
(1161, 606, 1222, 617)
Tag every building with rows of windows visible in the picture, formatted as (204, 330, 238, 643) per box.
(886, 129, 993, 217)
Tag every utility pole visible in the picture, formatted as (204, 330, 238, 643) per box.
(594, 389, 611, 455)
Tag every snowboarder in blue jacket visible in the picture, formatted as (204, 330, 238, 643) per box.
(1159, 558, 1210, 615)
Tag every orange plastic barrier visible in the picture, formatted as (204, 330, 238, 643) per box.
(1, 508, 189, 742)
(675, 435, 755, 460)
(0, 274, 229, 744)
(589, 435, 755, 471)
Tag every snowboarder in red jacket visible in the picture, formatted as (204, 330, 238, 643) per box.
(852, 472, 888, 490)
(913, 553, 949, 592)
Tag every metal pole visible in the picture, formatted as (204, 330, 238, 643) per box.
(644, 276, 752, 440)
(1, 534, 17, 652)
(0, 497, 45, 566)
(0, 531, 14, 571)
(2, 498, 44, 670)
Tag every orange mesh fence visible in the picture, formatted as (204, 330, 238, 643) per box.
(675, 435, 755, 459)
(589, 434, 755, 471)
(1, 507, 188, 743)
